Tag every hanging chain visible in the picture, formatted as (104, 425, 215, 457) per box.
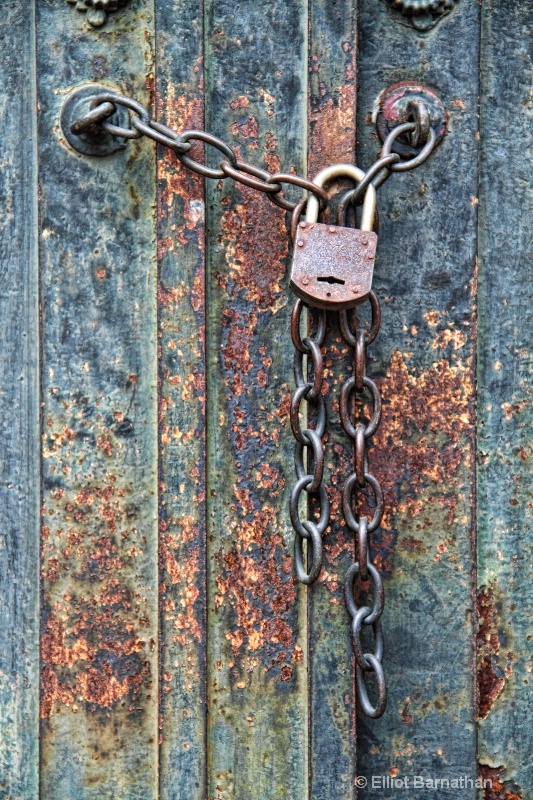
(339, 298, 387, 718)
(72, 93, 437, 720)
(289, 300, 329, 584)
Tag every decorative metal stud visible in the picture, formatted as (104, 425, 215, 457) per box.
(384, 0, 458, 31)
(65, 0, 132, 28)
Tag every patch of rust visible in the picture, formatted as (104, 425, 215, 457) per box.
(477, 583, 513, 719)
(157, 73, 207, 712)
(41, 401, 154, 717)
(212, 110, 301, 681)
(317, 318, 474, 591)
(370, 322, 474, 574)
(42, 580, 151, 717)
(309, 83, 356, 176)
(157, 81, 205, 252)
(160, 520, 203, 648)
(215, 504, 297, 666)
(218, 178, 288, 310)
(479, 766, 523, 800)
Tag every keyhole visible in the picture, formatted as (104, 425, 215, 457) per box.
(317, 276, 345, 285)
(317, 275, 345, 297)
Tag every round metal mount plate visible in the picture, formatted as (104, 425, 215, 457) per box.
(373, 82, 447, 158)
(61, 84, 129, 157)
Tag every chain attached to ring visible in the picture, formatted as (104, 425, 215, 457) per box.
(286, 111, 435, 717)
(70, 90, 435, 213)
(71, 92, 438, 721)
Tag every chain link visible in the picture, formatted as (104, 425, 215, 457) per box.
(339, 294, 387, 718)
(289, 300, 329, 585)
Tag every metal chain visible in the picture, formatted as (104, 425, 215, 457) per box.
(72, 92, 438, 720)
(339, 295, 387, 718)
(71, 91, 436, 215)
(289, 300, 329, 584)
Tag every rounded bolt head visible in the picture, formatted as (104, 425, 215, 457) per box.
(328, 226, 336, 233)
(300, 222, 306, 228)
(361, 237, 369, 246)
(367, 252, 374, 260)
(352, 285, 361, 294)
(302, 277, 309, 285)
(297, 240, 304, 246)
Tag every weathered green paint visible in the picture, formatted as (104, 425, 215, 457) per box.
(477, 3, 533, 796)
(2, 2, 533, 797)
(356, 1, 478, 794)
(307, 3, 359, 798)
(204, 2, 309, 797)
(37, 3, 159, 797)
(156, 1, 207, 798)
(0, 4, 40, 799)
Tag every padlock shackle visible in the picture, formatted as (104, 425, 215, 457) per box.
(305, 163, 377, 232)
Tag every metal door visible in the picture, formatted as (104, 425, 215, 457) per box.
(0, 1, 530, 798)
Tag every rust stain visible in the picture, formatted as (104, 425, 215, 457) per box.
(160, 531, 202, 647)
(309, 84, 356, 176)
(222, 318, 254, 396)
(41, 405, 155, 718)
(42, 579, 150, 717)
(230, 95, 250, 110)
(215, 504, 297, 667)
(157, 63, 207, 721)
(477, 584, 513, 719)
(218, 178, 288, 310)
(317, 319, 474, 586)
(211, 107, 301, 683)
(479, 766, 523, 800)
(157, 81, 205, 248)
(370, 337, 474, 573)
(229, 115, 259, 145)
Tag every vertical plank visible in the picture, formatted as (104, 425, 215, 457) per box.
(307, 3, 359, 798)
(0, 5, 40, 799)
(356, 2, 479, 793)
(204, 3, 309, 797)
(37, 4, 159, 797)
(156, 1, 207, 797)
(477, 3, 533, 796)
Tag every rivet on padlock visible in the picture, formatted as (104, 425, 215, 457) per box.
(290, 164, 378, 310)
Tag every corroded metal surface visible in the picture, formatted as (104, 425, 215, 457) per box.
(477, 2, 533, 796)
(374, 82, 447, 158)
(156, 2, 207, 798)
(37, 3, 158, 797)
(2, 1, 532, 796)
(0, 5, 40, 799)
(204, 2, 308, 797)
(289, 222, 377, 310)
(356, 0, 479, 794)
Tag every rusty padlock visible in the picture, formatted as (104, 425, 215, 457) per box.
(290, 164, 378, 310)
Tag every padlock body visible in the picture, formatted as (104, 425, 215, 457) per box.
(290, 221, 377, 310)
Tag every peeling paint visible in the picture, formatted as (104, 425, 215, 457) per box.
(41, 406, 155, 718)
(215, 504, 296, 666)
(477, 584, 513, 719)
(218, 179, 288, 310)
(479, 766, 523, 800)
(156, 32, 207, 795)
